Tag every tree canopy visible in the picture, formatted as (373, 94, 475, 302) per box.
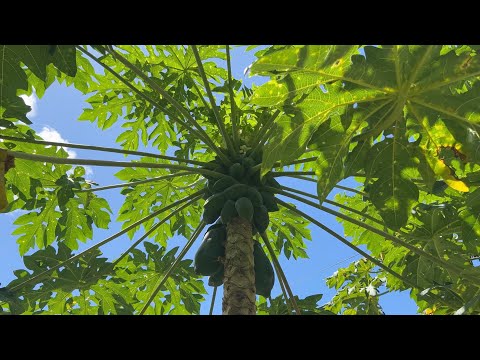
(1, 45, 480, 315)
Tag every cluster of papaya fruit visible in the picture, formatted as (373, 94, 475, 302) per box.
(193, 149, 281, 297)
(201, 149, 280, 234)
(194, 222, 275, 298)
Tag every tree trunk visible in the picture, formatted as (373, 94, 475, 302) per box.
(222, 217, 256, 315)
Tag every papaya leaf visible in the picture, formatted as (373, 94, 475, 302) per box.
(0, 45, 76, 125)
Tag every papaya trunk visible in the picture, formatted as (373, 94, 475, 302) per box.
(222, 217, 256, 315)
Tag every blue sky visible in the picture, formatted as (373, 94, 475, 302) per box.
(0, 46, 418, 314)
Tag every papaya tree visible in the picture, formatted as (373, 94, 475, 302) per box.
(1, 45, 480, 315)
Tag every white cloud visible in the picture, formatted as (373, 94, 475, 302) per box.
(20, 91, 38, 118)
(37, 127, 95, 179)
(243, 64, 252, 76)
(38, 126, 77, 159)
(365, 284, 378, 297)
(84, 166, 94, 177)
(6, 208, 28, 218)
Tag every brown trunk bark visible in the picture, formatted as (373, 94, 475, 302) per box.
(222, 217, 256, 315)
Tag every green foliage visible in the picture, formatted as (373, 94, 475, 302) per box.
(333, 188, 480, 314)
(325, 259, 385, 315)
(1, 128, 111, 255)
(0, 45, 76, 125)
(267, 205, 311, 260)
(1, 242, 206, 314)
(257, 293, 334, 315)
(3, 243, 113, 314)
(250, 45, 480, 205)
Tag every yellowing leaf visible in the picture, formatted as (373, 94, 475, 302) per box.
(433, 159, 469, 192)
(66, 300, 77, 310)
(444, 179, 469, 193)
(424, 306, 436, 315)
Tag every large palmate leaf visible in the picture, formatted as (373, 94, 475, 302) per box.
(102, 242, 206, 315)
(2, 243, 112, 314)
(77, 45, 230, 156)
(1, 242, 206, 315)
(254, 84, 389, 177)
(365, 136, 419, 230)
(309, 101, 390, 204)
(0, 45, 77, 124)
(266, 203, 312, 260)
(114, 158, 203, 243)
(333, 188, 480, 314)
(325, 259, 385, 315)
(251, 45, 480, 231)
(459, 188, 480, 254)
(250, 45, 392, 178)
(1, 126, 111, 254)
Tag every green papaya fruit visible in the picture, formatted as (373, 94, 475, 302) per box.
(253, 241, 275, 298)
(223, 183, 249, 201)
(253, 205, 269, 233)
(203, 223, 227, 248)
(203, 193, 226, 224)
(229, 162, 245, 180)
(260, 191, 279, 212)
(247, 148, 263, 163)
(208, 266, 224, 287)
(221, 199, 237, 224)
(247, 169, 262, 187)
(246, 166, 259, 178)
(214, 164, 229, 175)
(235, 197, 254, 221)
(212, 176, 237, 193)
(194, 224, 226, 276)
(246, 187, 263, 207)
(266, 175, 281, 189)
(242, 156, 256, 169)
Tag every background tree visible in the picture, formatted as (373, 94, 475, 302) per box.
(1, 45, 480, 315)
